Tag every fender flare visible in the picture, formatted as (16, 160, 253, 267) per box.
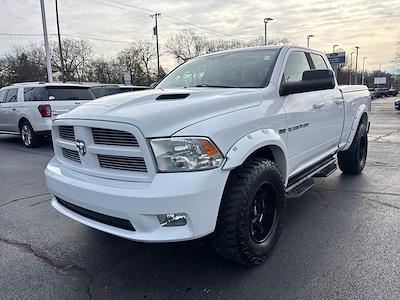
(342, 104, 369, 151)
(222, 129, 289, 185)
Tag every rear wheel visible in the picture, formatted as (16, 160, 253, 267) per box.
(338, 122, 368, 174)
(20, 121, 40, 148)
(212, 158, 286, 265)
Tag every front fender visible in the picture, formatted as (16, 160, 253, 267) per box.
(222, 129, 288, 185)
(342, 104, 369, 150)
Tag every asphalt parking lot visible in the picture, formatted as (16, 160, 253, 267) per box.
(1, 97, 399, 299)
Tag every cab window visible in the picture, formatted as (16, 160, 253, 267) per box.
(310, 53, 328, 69)
(0, 90, 7, 103)
(5, 88, 18, 102)
(282, 51, 311, 83)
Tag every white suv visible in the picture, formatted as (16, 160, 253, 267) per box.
(0, 82, 95, 147)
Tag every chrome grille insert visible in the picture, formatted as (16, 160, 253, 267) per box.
(92, 128, 138, 147)
(98, 154, 147, 172)
(62, 148, 80, 163)
(59, 126, 75, 141)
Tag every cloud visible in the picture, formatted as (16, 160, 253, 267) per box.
(0, 0, 399, 71)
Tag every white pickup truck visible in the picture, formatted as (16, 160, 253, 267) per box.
(45, 46, 371, 265)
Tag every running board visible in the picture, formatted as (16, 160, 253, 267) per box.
(313, 162, 337, 177)
(286, 156, 336, 194)
(286, 178, 315, 198)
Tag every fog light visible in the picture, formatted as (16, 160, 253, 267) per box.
(157, 213, 187, 227)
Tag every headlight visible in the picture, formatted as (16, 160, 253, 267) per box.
(150, 137, 224, 172)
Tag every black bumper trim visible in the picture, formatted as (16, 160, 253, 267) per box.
(56, 197, 136, 231)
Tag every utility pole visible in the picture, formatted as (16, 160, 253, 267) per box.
(263, 18, 273, 46)
(362, 56, 367, 85)
(349, 52, 355, 85)
(333, 44, 339, 53)
(307, 35, 314, 48)
(55, 0, 65, 82)
(354, 46, 359, 85)
(151, 13, 161, 80)
(40, 0, 53, 82)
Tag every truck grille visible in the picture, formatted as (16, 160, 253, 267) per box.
(59, 126, 75, 141)
(98, 154, 147, 172)
(92, 128, 138, 147)
(62, 148, 80, 163)
(53, 121, 155, 182)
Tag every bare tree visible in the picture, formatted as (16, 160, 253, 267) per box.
(165, 29, 207, 63)
(51, 38, 94, 82)
(134, 41, 156, 84)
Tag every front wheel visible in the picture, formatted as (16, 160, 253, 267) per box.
(212, 158, 286, 265)
(338, 122, 368, 174)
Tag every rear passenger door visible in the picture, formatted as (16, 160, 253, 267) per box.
(309, 53, 344, 154)
(280, 50, 325, 176)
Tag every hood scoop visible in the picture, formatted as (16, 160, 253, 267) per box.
(156, 93, 190, 100)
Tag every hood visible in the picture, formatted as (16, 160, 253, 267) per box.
(59, 88, 263, 137)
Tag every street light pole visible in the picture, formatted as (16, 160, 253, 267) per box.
(307, 35, 314, 48)
(349, 52, 355, 85)
(151, 13, 161, 80)
(333, 44, 339, 53)
(263, 18, 273, 46)
(40, 0, 53, 83)
(362, 56, 367, 85)
(354, 46, 359, 84)
(55, 0, 65, 83)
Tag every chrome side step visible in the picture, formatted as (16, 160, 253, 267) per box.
(313, 162, 337, 177)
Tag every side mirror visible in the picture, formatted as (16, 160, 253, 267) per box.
(48, 96, 56, 101)
(149, 82, 158, 89)
(280, 69, 335, 96)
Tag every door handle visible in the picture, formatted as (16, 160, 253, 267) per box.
(334, 99, 343, 104)
(11, 108, 16, 111)
(313, 103, 325, 109)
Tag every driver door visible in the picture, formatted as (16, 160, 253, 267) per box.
(280, 50, 325, 176)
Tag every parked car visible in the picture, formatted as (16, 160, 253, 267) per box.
(389, 88, 398, 97)
(45, 46, 371, 265)
(375, 87, 390, 98)
(395, 99, 400, 110)
(90, 84, 149, 98)
(0, 82, 95, 147)
(368, 88, 377, 99)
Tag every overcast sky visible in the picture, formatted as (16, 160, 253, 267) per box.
(0, 0, 399, 72)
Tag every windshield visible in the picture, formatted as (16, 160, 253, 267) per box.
(46, 87, 95, 101)
(157, 49, 280, 89)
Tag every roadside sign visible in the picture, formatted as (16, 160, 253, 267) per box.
(326, 52, 345, 64)
(374, 77, 386, 84)
(123, 72, 132, 85)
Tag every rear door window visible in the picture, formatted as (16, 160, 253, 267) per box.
(5, 88, 18, 102)
(46, 87, 95, 101)
(310, 53, 328, 69)
(24, 87, 45, 101)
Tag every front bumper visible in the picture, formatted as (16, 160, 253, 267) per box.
(45, 158, 229, 242)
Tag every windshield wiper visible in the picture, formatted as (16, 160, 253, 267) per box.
(186, 83, 236, 88)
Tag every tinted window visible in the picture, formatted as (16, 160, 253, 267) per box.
(92, 86, 120, 98)
(283, 51, 311, 82)
(24, 87, 45, 101)
(0, 90, 7, 103)
(157, 49, 280, 89)
(310, 53, 328, 69)
(5, 88, 18, 102)
(46, 87, 95, 101)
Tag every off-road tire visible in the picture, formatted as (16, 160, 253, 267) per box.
(212, 158, 286, 265)
(338, 122, 368, 174)
(20, 121, 40, 148)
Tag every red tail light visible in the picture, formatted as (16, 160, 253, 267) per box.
(38, 104, 52, 118)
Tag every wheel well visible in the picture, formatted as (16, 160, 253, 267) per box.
(18, 117, 29, 131)
(246, 145, 287, 182)
(360, 112, 368, 126)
